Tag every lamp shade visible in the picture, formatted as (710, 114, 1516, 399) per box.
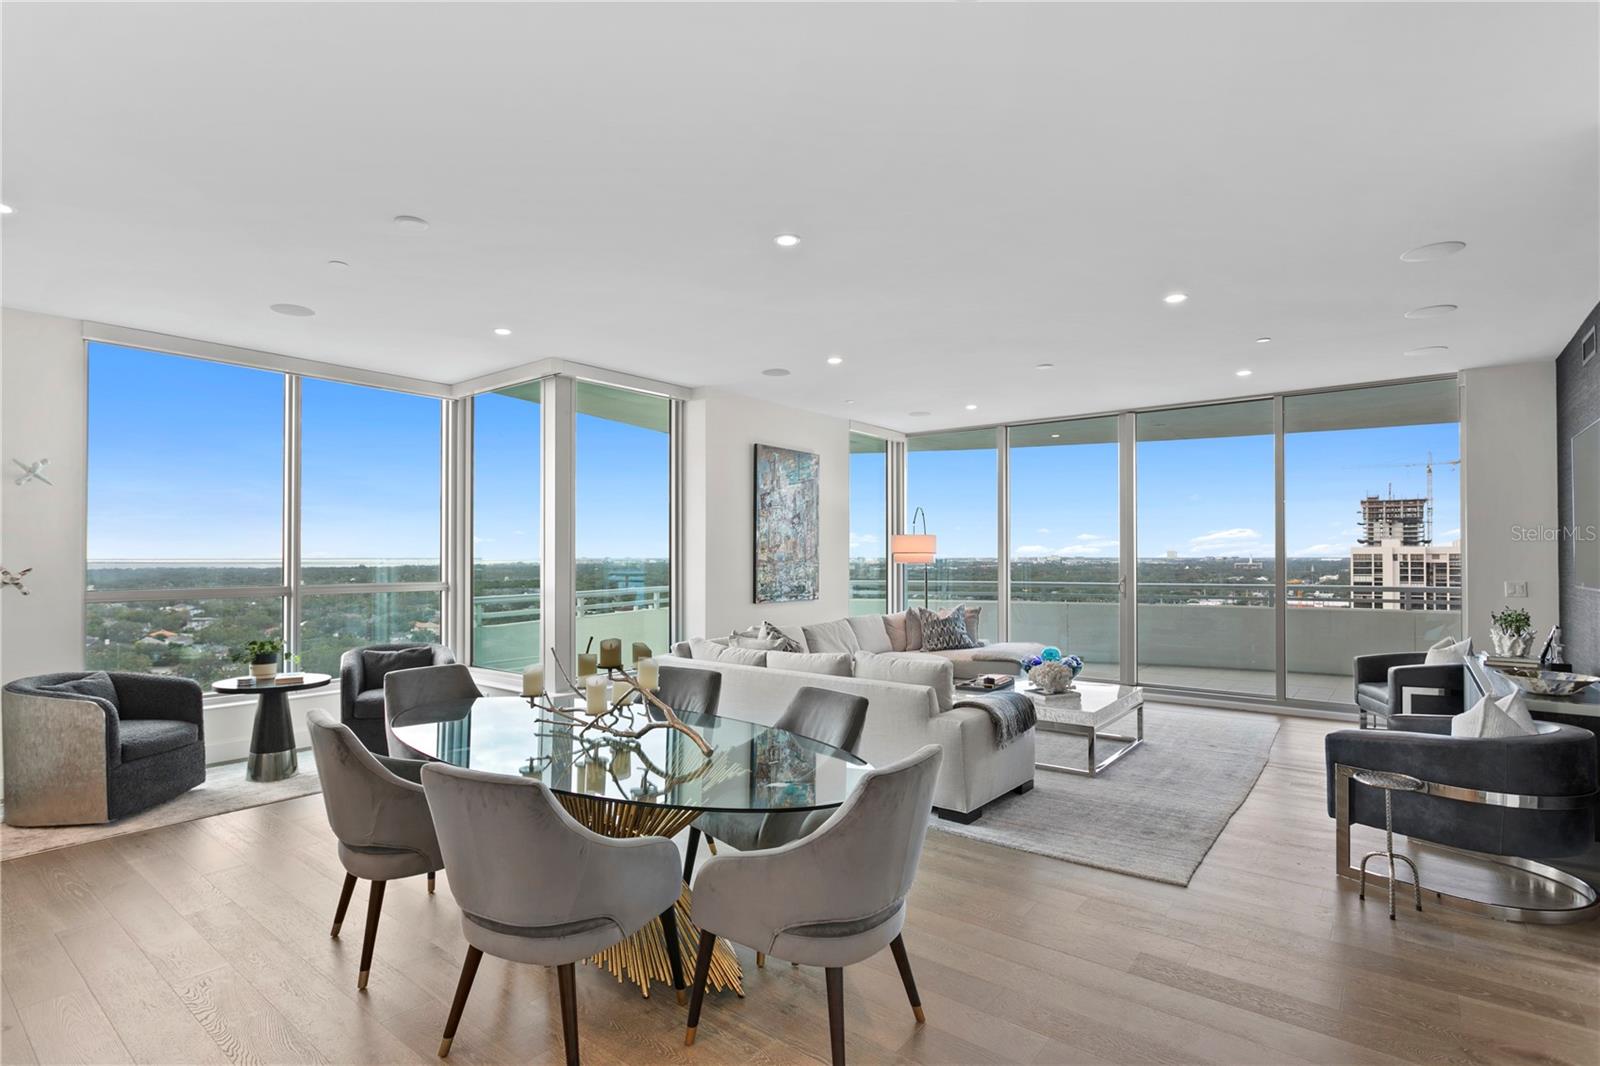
(890, 533, 937, 565)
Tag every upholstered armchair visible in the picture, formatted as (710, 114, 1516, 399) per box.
(339, 642, 456, 755)
(1325, 717, 1597, 922)
(2, 671, 206, 826)
(307, 709, 442, 990)
(1352, 651, 1465, 728)
(685, 745, 943, 1064)
(421, 761, 682, 1064)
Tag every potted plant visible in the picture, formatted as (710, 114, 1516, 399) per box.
(1489, 607, 1534, 658)
(234, 637, 284, 682)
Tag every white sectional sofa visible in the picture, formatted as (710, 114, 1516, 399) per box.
(668, 611, 1043, 820)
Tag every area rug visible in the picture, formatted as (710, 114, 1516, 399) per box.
(931, 705, 1279, 885)
(1, 748, 321, 861)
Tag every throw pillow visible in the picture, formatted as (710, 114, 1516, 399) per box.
(688, 638, 768, 667)
(882, 611, 911, 652)
(758, 621, 805, 653)
(802, 618, 862, 655)
(40, 670, 119, 709)
(767, 650, 853, 677)
(846, 615, 895, 654)
(1422, 636, 1472, 665)
(1494, 690, 1537, 733)
(1451, 693, 1538, 738)
(918, 607, 979, 651)
(361, 646, 435, 691)
(854, 652, 954, 712)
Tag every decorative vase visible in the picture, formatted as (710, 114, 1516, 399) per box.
(250, 655, 278, 682)
(1491, 630, 1533, 657)
(1027, 661, 1075, 695)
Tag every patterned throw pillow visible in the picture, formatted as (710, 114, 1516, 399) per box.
(729, 621, 804, 653)
(918, 607, 979, 651)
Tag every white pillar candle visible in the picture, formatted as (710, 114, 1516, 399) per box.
(521, 664, 545, 697)
(585, 676, 610, 715)
(577, 653, 598, 678)
(636, 657, 660, 691)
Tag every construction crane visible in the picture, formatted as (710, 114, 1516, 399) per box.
(1388, 453, 1461, 544)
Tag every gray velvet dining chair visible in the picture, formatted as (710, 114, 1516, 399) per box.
(655, 663, 722, 718)
(685, 686, 870, 923)
(684, 744, 943, 1066)
(420, 761, 683, 1066)
(306, 709, 443, 991)
(382, 663, 481, 759)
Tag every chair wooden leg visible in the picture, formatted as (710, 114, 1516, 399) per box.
(684, 930, 716, 1046)
(557, 962, 580, 1066)
(682, 826, 701, 883)
(330, 873, 357, 937)
(660, 907, 686, 1004)
(825, 966, 846, 1066)
(358, 880, 386, 990)
(438, 946, 482, 1057)
(888, 935, 925, 1023)
(427, 871, 436, 895)
(756, 951, 765, 968)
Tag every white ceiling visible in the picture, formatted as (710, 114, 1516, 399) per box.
(3, 2, 1596, 431)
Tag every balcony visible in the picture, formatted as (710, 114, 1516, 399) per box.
(472, 585, 671, 672)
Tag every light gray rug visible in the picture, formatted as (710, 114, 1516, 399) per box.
(931, 705, 1279, 885)
(1, 748, 322, 861)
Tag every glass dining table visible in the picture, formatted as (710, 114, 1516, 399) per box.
(389, 694, 871, 999)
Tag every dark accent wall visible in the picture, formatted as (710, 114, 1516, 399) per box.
(1556, 301, 1600, 673)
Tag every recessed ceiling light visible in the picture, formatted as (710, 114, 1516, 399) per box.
(1050, 433, 1061, 439)
(393, 214, 430, 231)
(773, 234, 801, 248)
(493, 328, 512, 336)
(1400, 241, 1466, 263)
(909, 411, 930, 417)
(762, 368, 791, 377)
(1164, 292, 1188, 305)
(1236, 369, 1253, 377)
(1404, 345, 1449, 357)
(826, 355, 843, 365)
(965, 403, 978, 410)
(1255, 337, 1271, 344)
(1035, 362, 1055, 370)
(0, 204, 13, 215)
(845, 400, 856, 406)
(1405, 304, 1457, 319)
(270, 303, 315, 317)
(326, 258, 349, 269)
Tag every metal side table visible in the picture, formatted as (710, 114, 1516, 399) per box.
(1352, 769, 1425, 920)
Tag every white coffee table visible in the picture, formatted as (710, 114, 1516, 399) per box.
(1022, 680, 1145, 778)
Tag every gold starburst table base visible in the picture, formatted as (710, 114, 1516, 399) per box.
(556, 793, 744, 998)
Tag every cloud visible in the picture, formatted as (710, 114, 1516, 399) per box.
(1438, 527, 1460, 540)
(1191, 528, 1261, 545)
(1037, 528, 1050, 534)
(849, 532, 880, 550)
(1013, 534, 1118, 557)
(1293, 543, 1341, 556)
(1014, 544, 1051, 557)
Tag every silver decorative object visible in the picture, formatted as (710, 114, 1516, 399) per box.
(1, 567, 31, 595)
(11, 458, 52, 486)
(1500, 669, 1600, 697)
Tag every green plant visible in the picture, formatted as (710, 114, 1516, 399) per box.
(1489, 606, 1533, 638)
(232, 637, 284, 664)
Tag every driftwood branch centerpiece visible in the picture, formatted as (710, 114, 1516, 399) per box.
(535, 646, 714, 757)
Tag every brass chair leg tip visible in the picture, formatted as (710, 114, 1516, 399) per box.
(913, 1006, 926, 1024)
(357, 970, 370, 990)
(437, 1038, 452, 1058)
(684, 1027, 696, 1046)
(755, 952, 765, 969)
(329, 924, 341, 937)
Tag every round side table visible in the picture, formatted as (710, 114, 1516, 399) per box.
(1351, 769, 1426, 920)
(214, 673, 332, 781)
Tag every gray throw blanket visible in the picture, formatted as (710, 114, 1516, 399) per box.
(952, 690, 1037, 748)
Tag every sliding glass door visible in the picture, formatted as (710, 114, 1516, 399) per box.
(471, 382, 542, 671)
(1134, 400, 1277, 696)
(905, 430, 999, 640)
(1007, 417, 1120, 678)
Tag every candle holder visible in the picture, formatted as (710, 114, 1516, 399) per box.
(531, 645, 714, 758)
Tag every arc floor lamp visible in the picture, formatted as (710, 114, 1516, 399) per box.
(891, 507, 937, 609)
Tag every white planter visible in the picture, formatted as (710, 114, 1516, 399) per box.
(1490, 630, 1533, 657)
(250, 660, 278, 682)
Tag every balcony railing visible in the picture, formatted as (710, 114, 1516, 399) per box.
(472, 585, 673, 671)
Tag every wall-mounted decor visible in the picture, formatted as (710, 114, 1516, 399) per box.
(753, 443, 820, 603)
(11, 458, 52, 486)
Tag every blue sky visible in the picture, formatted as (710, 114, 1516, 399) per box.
(897, 424, 1460, 560)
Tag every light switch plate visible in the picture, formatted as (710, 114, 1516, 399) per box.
(1503, 581, 1529, 598)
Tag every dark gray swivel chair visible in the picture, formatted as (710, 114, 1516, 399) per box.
(339, 642, 456, 755)
(1325, 716, 1598, 922)
(1352, 651, 1465, 728)
(307, 708, 442, 990)
(2, 672, 205, 826)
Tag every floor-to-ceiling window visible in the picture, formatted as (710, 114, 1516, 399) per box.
(1135, 400, 1278, 695)
(1008, 417, 1120, 678)
(849, 432, 889, 615)
(574, 381, 671, 661)
(471, 383, 542, 671)
(298, 379, 444, 675)
(1283, 379, 1461, 700)
(85, 343, 287, 687)
(905, 429, 999, 640)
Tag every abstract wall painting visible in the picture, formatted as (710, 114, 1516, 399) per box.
(753, 443, 820, 603)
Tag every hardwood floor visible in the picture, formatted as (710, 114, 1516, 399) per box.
(2, 712, 1596, 1065)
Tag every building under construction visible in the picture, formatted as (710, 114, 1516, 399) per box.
(1358, 494, 1431, 546)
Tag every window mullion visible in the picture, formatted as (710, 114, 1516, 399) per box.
(285, 374, 303, 665)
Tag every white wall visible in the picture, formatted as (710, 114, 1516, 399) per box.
(1460, 362, 1562, 650)
(681, 390, 851, 638)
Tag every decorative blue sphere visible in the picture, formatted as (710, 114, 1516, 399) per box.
(1040, 646, 1062, 662)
